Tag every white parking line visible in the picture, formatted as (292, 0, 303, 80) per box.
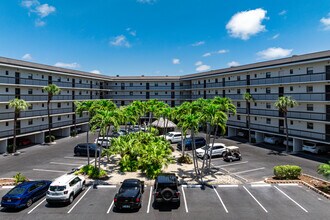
(147, 186, 153, 213)
(216, 161, 249, 167)
(50, 162, 85, 166)
(106, 200, 114, 214)
(181, 185, 189, 213)
(213, 186, 228, 213)
(274, 186, 308, 213)
(67, 186, 92, 213)
(182, 185, 202, 188)
(1, 186, 14, 189)
(251, 184, 272, 187)
(33, 169, 67, 173)
(243, 186, 268, 213)
(217, 185, 239, 188)
(64, 157, 88, 160)
(277, 183, 299, 186)
(233, 167, 265, 175)
(27, 198, 46, 214)
(96, 185, 116, 189)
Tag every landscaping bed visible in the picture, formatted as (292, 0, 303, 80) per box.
(0, 178, 15, 186)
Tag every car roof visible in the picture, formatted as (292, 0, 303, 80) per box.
(15, 180, 49, 188)
(156, 174, 177, 183)
(208, 143, 226, 147)
(123, 179, 141, 184)
(168, 132, 181, 135)
(226, 146, 239, 150)
(51, 174, 77, 185)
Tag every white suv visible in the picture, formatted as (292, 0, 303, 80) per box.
(46, 174, 86, 205)
(302, 142, 329, 154)
(196, 143, 227, 158)
(165, 132, 190, 144)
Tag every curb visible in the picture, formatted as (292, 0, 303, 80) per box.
(300, 181, 330, 199)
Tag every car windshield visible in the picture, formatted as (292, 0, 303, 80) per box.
(49, 186, 66, 191)
(7, 187, 26, 195)
(166, 133, 174, 137)
(304, 142, 315, 147)
(201, 145, 210, 150)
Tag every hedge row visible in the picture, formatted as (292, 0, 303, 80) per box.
(274, 165, 302, 180)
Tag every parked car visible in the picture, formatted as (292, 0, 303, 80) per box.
(165, 132, 190, 144)
(223, 146, 242, 162)
(1, 180, 51, 209)
(264, 136, 283, 145)
(46, 174, 85, 205)
(111, 129, 127, 137)
(74, 143, 100, 157)
(177, 137, 206, 151)
(17, 138, 32, 146)
(237, 131, 247, 138)
(113, 179, 144, 211)
(283, 138, 293, 147)
(153, 174, 180, 208)
(302, 142, 329, 154)
(94, 136, 111, 147)
(196, 143, 227, 158)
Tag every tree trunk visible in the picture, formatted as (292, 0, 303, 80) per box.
(86, 125, 90, 166)
(201, 124, 212, 173)
(248, 102, 251, 143)
(47, 97, 52, 143)
(285, 112, 289, 153)
(12, 111, 18, 153)
(208, 125, 218, 168)
(191, 129, 200, 179)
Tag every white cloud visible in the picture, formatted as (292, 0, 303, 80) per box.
(191, 41, 205, 47)
(36, 4, 56, 18)
(126, 28, 137, 36)
(195, 61, 203, 66)
(217, 49, 229, 54)
(272, 34, 280, 39)
(279, 10, 287, 16)
(21, 0, 39, 8)
(54, 62, 80, 69)
(196, 64, 211, 72)
(110, 35, 131, 48)
(91, 70, 101, 74)
(226, 8, 267, 40)
(257, 47, 293, 60)
(202, 52, 212, 57)
(320, 13, 330, 30)
(227, 61, 240, 67)
(137, 0, 156, 4)
(35, 19, 45, 27)
(22, 53, 32, 60)
(172, 58, 180, 64)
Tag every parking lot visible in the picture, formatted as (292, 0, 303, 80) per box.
(0, 183, 329, 220)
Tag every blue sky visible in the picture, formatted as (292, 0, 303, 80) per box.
(0, 0, 330, 76)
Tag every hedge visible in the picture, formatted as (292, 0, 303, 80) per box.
(274, 165, 302, 180)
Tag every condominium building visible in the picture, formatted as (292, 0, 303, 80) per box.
(0, 50, 329, 153)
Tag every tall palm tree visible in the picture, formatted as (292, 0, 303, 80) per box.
(274, 96, 298, 152)
(243, 92, 254, 143)
(9, 99, 30, 153)
(43, 84, 61, 143)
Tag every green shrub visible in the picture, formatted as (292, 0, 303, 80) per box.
(71, 130, 77, 137)
(274, 165, 302, 180)
(177, 155, 193, 164)
(45, 135, 55, 143)
(13, 172, 27, 185)
(317, 161, 330, 179)
(76, 165, 107, 179)
(119, 155, 139, 172)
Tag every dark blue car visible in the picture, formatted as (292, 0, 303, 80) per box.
(1, 180, 51, 209)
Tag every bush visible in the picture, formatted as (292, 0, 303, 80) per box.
(274, 165, 302, 180)
(318, 161, 330, 179)
(178, 155, 193, 164)
(13, 172, 27, 185)
(76, 165, 107, 179)
(71, 130, 77, 137)
(45, 135, 55, 143)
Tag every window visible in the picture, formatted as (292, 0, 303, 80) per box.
(140, 92, 142, 94)
(208, 79, 210, 82)
(79, 91, 82, 95)
(307, 122, 313, 129)
(228, 77, 230, 80)
(57, 103, 61, 108)
(237, 102, 241, 107)
(140, 83, 142, 85)
(290, 86, 293, 91)
(266, 88, 271, 94)
(155, 83, 158, 87)
(237, 115, 241, 120)
(58, 116, 61, 121)
(254, 88, 257, 92)
(254, 102, 257, 107)
(237, 89, 241, 94)
(165, 91, 167, 94)
(28, 74, 33, 79)
(155, 92, 158, 95)
(307, 67, 313, 74)
(266, 103, 271, 109)
(290, 69, 293, 74)
(67, 78, 70, 82)
(198, 81, 200, 85)
(42, 103, 44, 107)
(6, 105, 8, 109)
(266, 118, 271, 124)
(129, 83, 133, 87)
(28, 104, 33, 110)
(41, 75, 44, 79)
(254, 74, 257, 78)
(266, 72, 271, 78)
(6, 122, 9, 126)
(237, 76, 241, 81)
(215, 78, 218, 83)
(5, 71, 9, 75)
(306, 86, 313, 93)
(165, 83, 167, 85)
(307, 104, 313, 111)
(215, 90, 218, 95)
(79, 79, 82, 84)
(67, 115, 70, 118)
(28, 89, 33, 95)
(255, 117, 257, 121)
(290, 120, 293, 125)
(5, 88, 8, 92)
(129, 91, 133, 96)
(28, 119, 33, 125)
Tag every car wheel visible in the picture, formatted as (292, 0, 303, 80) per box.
(222, 152, 226, 157)
(81, 182, 86, 191)
(26, 199, 33, 208)
(230, 158, 233, 162)
(68, 194, 74, 204)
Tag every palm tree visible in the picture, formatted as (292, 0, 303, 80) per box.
(43, 84, 61, 143)
(274, 96, 298, 152)
(9, 99, 30, 153)
(243, 92, 254, 143)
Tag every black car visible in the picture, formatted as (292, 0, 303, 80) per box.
(153, 174, 180, 208)
(74, 143, 99, 157)
(114, 179, 144, 211)
(177, 137, 206, 151)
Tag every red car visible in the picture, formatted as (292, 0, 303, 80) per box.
(18, 138, 32, 146)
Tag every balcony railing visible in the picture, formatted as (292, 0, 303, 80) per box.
(227, 120, 247, 128)
(250, 109, 279, 117)
(288, 129, 326, 141)
(287, 111, 327, 121)
(250, 123, 279, 133)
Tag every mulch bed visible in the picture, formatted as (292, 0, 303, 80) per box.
(0, 178, 15, 186)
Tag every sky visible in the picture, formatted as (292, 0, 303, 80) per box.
(0, 0, 330, 76)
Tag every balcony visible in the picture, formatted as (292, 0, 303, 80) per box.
(250, 109, 279, 117)
(250, 123, 279, 133)
(287, 111, 327, 121)
(227, 120, 247, 128)
(236, 108, 247, 114)
(288, 129, 326, 141)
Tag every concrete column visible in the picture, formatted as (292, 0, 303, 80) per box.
(0, 139, 8, 154)
(34, 132, 45, 144)
(80, 124, 89, 132)
(61, 127, 70, 137)
(227, 127, 236, 137)
(293, 138, 303, 153)
(255, 132, 264, 143)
